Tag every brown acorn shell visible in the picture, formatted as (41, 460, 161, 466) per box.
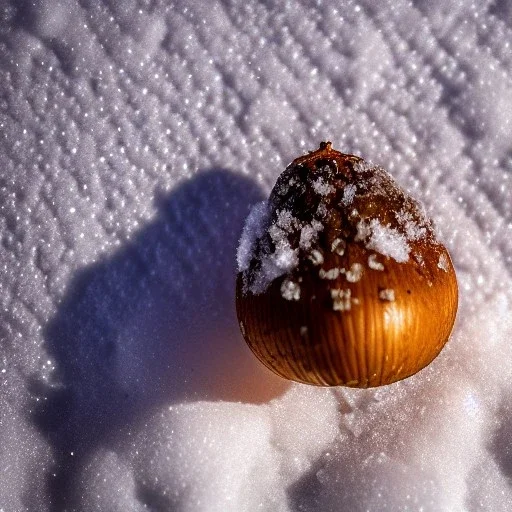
(236, 240, 457, 387)
(236, 142, 458, 388)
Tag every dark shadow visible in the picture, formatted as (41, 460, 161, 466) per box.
(488, 401, 512, 482)
(287, 456, 325, 512)
(8, 0, 80, 76)
(465, 402, 512, 510)
(287, 448, 442, 512)
(488, 0, 512, 18)
(32, 168, 289, 511)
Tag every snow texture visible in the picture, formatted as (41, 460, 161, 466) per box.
(1, 0, 512, 510)
(356, 218, 411, 262)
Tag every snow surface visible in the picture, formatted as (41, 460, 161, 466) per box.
(356, 217, 411, 262)
(1, 0, 512, 510)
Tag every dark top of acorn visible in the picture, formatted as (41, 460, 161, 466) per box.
(240, 143, 439, 295)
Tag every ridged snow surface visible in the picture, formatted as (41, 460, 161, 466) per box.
(1, 1, 512, 510)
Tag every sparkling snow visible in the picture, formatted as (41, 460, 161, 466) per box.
(1, 0, 512, 510)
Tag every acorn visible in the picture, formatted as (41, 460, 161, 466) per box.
(236, 142, 458, 388)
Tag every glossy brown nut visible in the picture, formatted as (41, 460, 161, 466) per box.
(236, 143, 458, 388)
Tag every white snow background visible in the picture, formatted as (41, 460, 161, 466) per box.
(1, 0, 512, 510)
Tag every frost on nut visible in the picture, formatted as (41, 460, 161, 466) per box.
(237, 201, 270, 273)
(331, 289, 353, 311)
(281, 279, 301, 301)
(438, 253, 449, 272)
(379, 289, 396, 301)
(345, 263, 364, 283)
(355, 218, 410, 263)
(368, 254, 384, 271)
(238, 150, 441, 296)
